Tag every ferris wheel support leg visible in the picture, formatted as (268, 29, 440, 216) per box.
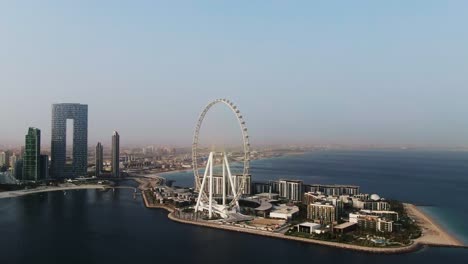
(208, 152, 214, 219)
(224, 155, 239, 209)
(222, 153, 226, 206)
(195, 152, 212, 213)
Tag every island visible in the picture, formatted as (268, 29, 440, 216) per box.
(138, 176, 466, 254)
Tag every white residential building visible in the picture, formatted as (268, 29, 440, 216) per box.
(279, 179, 303, 201)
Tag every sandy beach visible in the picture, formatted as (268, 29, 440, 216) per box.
(404, 203, 464, 247)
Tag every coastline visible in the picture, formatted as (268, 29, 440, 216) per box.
(404, 203, 464, 247)
(0, 184, 125, 199)
(0, 184, 465, 254)
(141, 192, 467, 254)
(158, 168, 193, 176)
(166, 212, 420, 254)
(156, 152, 309, 180)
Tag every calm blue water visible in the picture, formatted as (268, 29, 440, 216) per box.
(0, 150, 467, 264)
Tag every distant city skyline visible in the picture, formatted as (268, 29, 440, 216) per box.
(1, 1, 468, 148)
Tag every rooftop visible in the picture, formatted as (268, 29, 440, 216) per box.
(334, 222, 357, 229)
(305, 184, 360, 188)
(279, 179, 303, 183)
(360, 210, 398, 214)
(271, 204, 299, 215)
(298, 222, 321, 228)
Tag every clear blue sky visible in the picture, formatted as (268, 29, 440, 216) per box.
(1, 1, 468, 147)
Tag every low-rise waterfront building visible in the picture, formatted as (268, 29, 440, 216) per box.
(364, 200, 391, 211)
(303, 192, 344, 220)
(359, 210, 399, 221)
(303, 192, 320, 205)
(303, 184, 360, 196)
(350, 212, 394, 233)
(296, 222, 322, 234)
(354, 193, 370, 200)
(377, 218, 393, 232)
(269, 204, 299, 220)
(252, 182, 271, 194)
(333, 222, 357, 234)
(356, 215, 379, 230)
(351, 193, 390, 211)
(307, 202, 337, 225)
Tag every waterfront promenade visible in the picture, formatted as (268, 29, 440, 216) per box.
(0, 184, 137, 199)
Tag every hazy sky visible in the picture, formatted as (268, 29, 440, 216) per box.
(1, 1, 468, 148)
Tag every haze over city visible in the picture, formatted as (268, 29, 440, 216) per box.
(1, 1, 468, 148)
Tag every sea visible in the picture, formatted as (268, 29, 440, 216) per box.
(1, 150, 467, 264)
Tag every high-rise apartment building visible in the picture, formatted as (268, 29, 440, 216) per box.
(95, 142, 103, 177)
(0, 151, 12, 167)
(9, 154, 17, 174)
(229, 174, 252, 195)
(252, 182, 271, 194)
(51, 103, 88, 178)
(303, 184, 360, 196)
(9, 154, 17, 168)
(307, 202, 337, 225)
(23, 128, 41, 181)
(0, 152, 6, 167)
(19, 146, 25, 160)
(203, 174, 252, 196)
(279, 179, 303, 201)
(111, 131, 120, 178)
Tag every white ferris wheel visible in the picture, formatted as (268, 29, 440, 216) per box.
(192, 98, 251, 219)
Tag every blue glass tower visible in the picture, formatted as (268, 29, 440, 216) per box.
(23, 127, 41, 181)
(50, 103, 88, 178)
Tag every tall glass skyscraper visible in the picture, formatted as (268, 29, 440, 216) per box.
(112, 131, 120, 178)
(23, 127, 41, 181)
(95, 142, 103, 177)
(51, 103, 88, 179)
(14, 159, 23, 180)
(40, 155, 49, 180)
